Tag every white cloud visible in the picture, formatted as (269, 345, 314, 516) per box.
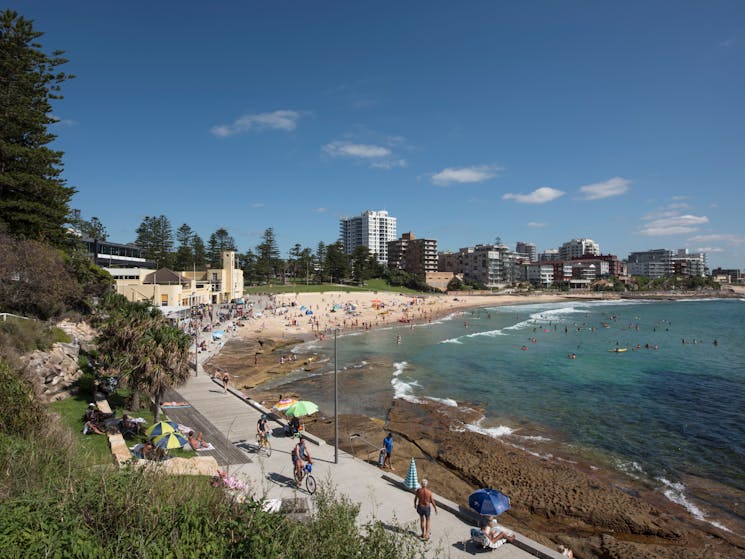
(503, 187, 565, 204)
(640, 214, 709, 236)
(528, 221, 547, 228)
(696, 247, 725, 253)
(578, 176, 630, 200)
(250, 202, 265, 208)
(687, 233, 745, 245)
(323, 141, 391, 159)
(312, 207, 327, 213)
(370, 159, 407, 169)
(431, 165, 501, 186)
(211, 110, 301, 137)
(720, 37, 736, 48)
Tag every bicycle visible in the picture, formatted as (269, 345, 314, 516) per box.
(293, 462, 317, 494)
(256, 432, 272, 457)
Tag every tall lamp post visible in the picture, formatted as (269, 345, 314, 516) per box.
(334, 328, 339, 464)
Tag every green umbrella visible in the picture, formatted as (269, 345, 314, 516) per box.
(153, 432, 188, 449)
(285, 400, 319, 417)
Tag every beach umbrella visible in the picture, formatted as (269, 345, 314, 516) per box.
(306, 309, 313, 315)
(145, 420, 178, 437)
(468, 488, 511, 516)
(153, 432, 188, 449)
(273, 397, 297, 412)
(404, 457, 420, 490)
(285, 400, 319, 417)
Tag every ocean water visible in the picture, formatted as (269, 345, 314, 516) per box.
(277, 298, 745, 532)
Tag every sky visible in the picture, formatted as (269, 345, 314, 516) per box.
(10, 1, 745, 269)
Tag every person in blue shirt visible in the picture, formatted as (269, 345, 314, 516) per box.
(383, 432, 394, 470)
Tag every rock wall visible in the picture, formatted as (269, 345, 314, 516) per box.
(23, 342, 82, 402)
(22, 321, 97, 403)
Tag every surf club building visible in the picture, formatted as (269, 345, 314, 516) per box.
(105, 251, 243, 313)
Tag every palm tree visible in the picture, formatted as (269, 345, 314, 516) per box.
(140, 324, 191, 422)
(97, 298, 162, 411)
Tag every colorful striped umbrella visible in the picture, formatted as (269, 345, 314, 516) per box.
(145, 420, 178, 437)
(273, 398, 297, 412)
(153, 432, 188, 449)
(404, 457, 420, 490)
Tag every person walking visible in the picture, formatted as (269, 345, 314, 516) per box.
(383, 432, 394, 470)
(222, 370, 230, 393)
(414, 478, 437, 540)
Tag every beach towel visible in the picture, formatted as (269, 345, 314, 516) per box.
(195, 443, 215, 451)
(161, 402, 191, 408)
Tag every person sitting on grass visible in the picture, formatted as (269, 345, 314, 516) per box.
(83, 419, 105, 435)
(188, 431, 210, 450)
(142, 439, 156, 460)
(118, 414, 137, 437)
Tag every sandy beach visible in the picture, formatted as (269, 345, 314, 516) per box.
(201, 290, 745, 559)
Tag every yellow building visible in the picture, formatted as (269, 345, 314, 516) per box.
(105, 251, 244, 309)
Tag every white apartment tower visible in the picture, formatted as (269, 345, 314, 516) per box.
(559, 238, 600, 260)
(339, 210, 397, 265)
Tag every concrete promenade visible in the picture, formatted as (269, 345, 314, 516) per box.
(176, 355, 563, 559)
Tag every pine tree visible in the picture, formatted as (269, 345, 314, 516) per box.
(174, 223, 195, 270)
(256, 228, 281, 282)
(0, 10, 76, 246)
(207, 227, 237, 267)
(135, 214, 174, 268)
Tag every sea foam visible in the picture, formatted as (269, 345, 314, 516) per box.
(657, 477, 732, 533)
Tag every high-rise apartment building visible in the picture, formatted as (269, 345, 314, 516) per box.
(672, 249, 707, 277)
(515, 241, 537, 263)
(559, 238, 600, 260)
(627, 249, 673, 278)
(439, 243, 516, 288)
(387, 232, 438, 276)
(339, 210, 397, 264)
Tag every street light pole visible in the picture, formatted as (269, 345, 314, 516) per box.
(334, 328, 338, 464)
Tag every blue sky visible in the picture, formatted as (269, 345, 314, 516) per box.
(11, 1, 745, 268)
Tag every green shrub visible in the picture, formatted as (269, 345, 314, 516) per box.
(51, 327, 72, 344)
(76, 371, 96, 399)
(0, 360, 47, 437)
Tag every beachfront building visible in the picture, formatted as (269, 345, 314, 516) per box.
(339, 210, 397, 265)
(387, 232, 438, 276)
(105, 251, 243, 313)
(439, 243, 516, 288)
(672, 249, 707, 277)
(82, 237, 154, 268)
(515, 241, 537, 263)
(526, 263, 555, 287)
(712, 268, 743, 284)
(558, 238, 600, 260)
(539, 248, 560, 262)
(627, 249, 673, 278)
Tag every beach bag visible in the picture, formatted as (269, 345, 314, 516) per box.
(378, 448, 386, 466)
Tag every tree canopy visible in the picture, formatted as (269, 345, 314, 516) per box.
(0, 10, 76, 246)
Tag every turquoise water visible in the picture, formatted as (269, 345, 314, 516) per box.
(287, 298, 745, 530)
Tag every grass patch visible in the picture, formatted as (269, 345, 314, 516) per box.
(49, 393, 112, 464)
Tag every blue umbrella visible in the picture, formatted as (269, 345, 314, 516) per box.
(468, 489, 511, 516)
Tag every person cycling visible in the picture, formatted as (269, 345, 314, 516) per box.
(292, 434, 313, 480)
(257, 414, 269, 444)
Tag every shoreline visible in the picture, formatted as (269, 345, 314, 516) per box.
(202, 289, 745, 558)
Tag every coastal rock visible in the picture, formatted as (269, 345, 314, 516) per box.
(22, 341, 83, 403)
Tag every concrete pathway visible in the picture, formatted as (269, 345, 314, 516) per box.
(176, 358, 563, 559)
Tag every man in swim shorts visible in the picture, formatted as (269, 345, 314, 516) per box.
(414, 478, 438, 540)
